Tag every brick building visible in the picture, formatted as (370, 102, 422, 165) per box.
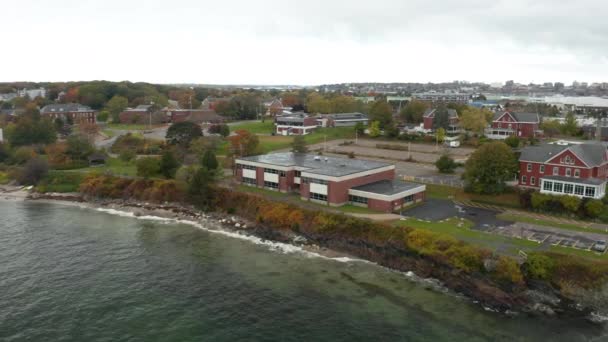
(486, 111, 542, 139)
(422, 108, 460, 133)
(166, 109, 225, 124)
(518, 142, 608, 199)
(316, 113, 369, 127)
(40, 104, 96, 124)
(235, 152, 426, 212)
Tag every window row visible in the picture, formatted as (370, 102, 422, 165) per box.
(521, 176, 536, 185)
(349, 195, 368, 204)
(302, 178, 327, 185)
(526, 164, 580, 177)
(264, 181, 279, 189)
(542, 180, 595, 197)
(238, 164, 256, 170)
(242, 177, 256, 186)
(310, 192, 328, 202)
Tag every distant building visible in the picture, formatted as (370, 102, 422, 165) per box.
(275, 114, 317, 135)
(316, 113, 369, 127)
(166, 109, 225, 124)
(201, 97, 231, 111)
(422, 108, 460, 134)
(18, 88, 46, 99)
(40, 103, 96, 124)
(518, 142, 608, 199)
(412, 92, 470, 104)
(264, 99, 285, 117)
(0, 93, 17, 102)
(235, 152, 425, 212)
(486, 111, 541, 139)
(119, 105, 154, 124)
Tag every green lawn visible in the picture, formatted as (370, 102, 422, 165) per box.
(106, 123, 161, 131)
(421, 183, 520, 208)
(423, 184, 459, 200)
(231, 121, 274, 134)
(58, 158, 137, 177)
(497, 213, 608, 236)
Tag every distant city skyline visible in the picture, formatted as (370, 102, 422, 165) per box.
(4, 0, 608, 85)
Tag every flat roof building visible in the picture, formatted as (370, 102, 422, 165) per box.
(235, 152, 425, 212)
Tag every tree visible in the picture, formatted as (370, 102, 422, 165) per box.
(19, 157, 48, 185)
(435, 154, 457, 173)
(165, 121, 203, 147)
(504, 135, 520, 148)
(369, 100, 393, 129)
(559, 195, 581, 213)
(5, 116, 56, 146)
(461, 107, 492, 134)
(291, 135, 308, 153)
(354, 122, 365, 135)
(208, 124, 230, 137)
(79, 122, 100, 142)
(229, 129, 259, 157)
(106, 95, 128, 123)
(400, 100, 428, 124)
(436, 128, 446, 144)
(560, 112, 579, 136)
(0, 142, 10, 163)
(201, 150, 219, 171)
(585, 199, 604, 218)
(463, 141, 518, 194)
(432, 107, 449, 130)
(541, 120, 561, 138)
(66, 134, 94, 161)
(188, 167, 214, 209)
(159, 151, 179, 179)
(136, 157, 161, 178)
(97, 110, 110, 122)
(368, 121, 381, 138)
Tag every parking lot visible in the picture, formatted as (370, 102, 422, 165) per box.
(402, 199, 607, 254)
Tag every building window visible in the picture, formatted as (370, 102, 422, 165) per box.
(527, 163, 532, 172)
(543, 181, 553, 191)
(566, 169, 571, 177)
(585, 187, 596, 198)
(264, 168, 279, 174)
(301, 177, 309, 184)
(264, 181, 279, 189)
(242, 165, 256, 170)
(349, 195, 368, 204)
(563, 155, 574, 165)
(530, 177, 535, 186)
(553, 182, 563, 193)
(279, 171, 286, 177)
(575, 185, 584, 196)
(540, 165, 545, 173)
(242, 177, 256, 186)
(404, 195, 414, 203)
(295, 171, 301, 177)
(574, 169, 580, 178)
(310, 192, 328, 202)
(309, 178, 328, 185)
(521, 176, 527, 184)
(564, 183, 574, 194)
(553, 167, 559, 176)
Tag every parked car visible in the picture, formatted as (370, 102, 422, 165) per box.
(593, 240, 607, 253)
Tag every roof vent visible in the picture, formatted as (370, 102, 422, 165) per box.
(314, 156, 321, 161)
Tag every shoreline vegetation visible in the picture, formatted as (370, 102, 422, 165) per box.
(5, 178, 607, 324)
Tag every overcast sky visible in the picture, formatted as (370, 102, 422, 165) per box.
(4, 0, 607, 85)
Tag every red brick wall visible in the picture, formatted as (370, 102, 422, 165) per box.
(256, 167, 264, 187)
(327, 169, 395, 205)
(423, 117, 433, 130)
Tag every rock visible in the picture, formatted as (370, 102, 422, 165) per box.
(235, 223, 241, 228)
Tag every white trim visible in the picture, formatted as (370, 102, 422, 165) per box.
(301, 165, 395, 182)
(264, 172, 279, 183)
(236, 160, 293, 172)
(540, 178, 605, 199)
(310, 183, 328, 195)
(243, 169, 256, 179)
(544, 148, 590, 167)
(348, 184, 426, 202)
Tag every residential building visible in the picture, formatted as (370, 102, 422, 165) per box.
(18, 88, 46, 99)
(201, 97, 231, 111)
(315, 113, 369, 127)
(235, 152, 426, 212)
(275, 114, 317, 135)
(422, 108, 460, 134)
(518, 142, 608, 199)
(412, 92, 470, 104)
(264, 99, 285, 117)
(486, 111, 542, 139)
(40, 103, 96, 124)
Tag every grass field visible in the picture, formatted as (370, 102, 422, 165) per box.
(60, 158, 137, 177)
(423, 183, 520, 208)
(230, 121, 274, 134)
(106, 124, 162, 131)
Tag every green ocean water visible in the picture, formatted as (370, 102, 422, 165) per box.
(0, 201, 606, 342)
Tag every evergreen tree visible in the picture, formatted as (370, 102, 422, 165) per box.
(201, 150, 218, 171)
(159, 151, 179, 179)
(291, 135, 308, 153)
(188, 167, 214, 210)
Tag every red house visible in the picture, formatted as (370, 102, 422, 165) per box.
(518, 142, 608, 199)
(235, 152, 426, 212)
(422, 108, 460, 134)
(487, 111, 542, 139)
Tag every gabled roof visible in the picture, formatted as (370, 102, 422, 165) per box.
(519, 142, 608, 167)
(41, 103, 93, 113)
(493, 111, 539, 123)
(423, 108, 458, 119)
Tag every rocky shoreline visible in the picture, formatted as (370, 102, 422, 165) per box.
(22, 191, 606, 324)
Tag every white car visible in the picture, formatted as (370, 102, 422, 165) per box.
(593, 240, 607, 253)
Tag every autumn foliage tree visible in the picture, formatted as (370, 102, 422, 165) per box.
(229, 129, 259, 157)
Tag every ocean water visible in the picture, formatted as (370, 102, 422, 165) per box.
(0, 201, 606, 342)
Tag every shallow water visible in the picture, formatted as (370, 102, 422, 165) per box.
(0, 201, 606, 341)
